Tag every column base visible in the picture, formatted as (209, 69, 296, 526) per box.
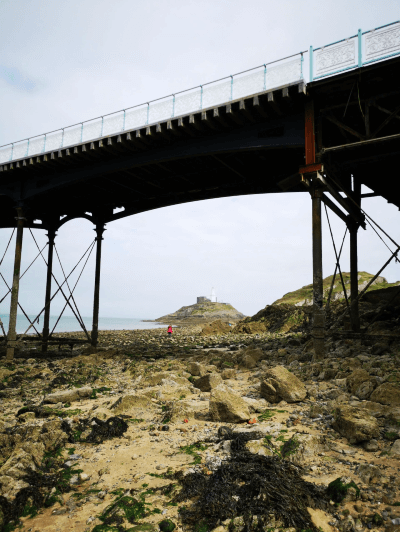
(312, 336, 325, 360)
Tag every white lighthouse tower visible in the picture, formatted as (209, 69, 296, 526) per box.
(210, 287, 217, 302)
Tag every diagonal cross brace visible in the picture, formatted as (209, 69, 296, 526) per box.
(28, 230, 92, 342)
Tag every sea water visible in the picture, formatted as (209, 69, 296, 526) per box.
(0, 314, 163, 335)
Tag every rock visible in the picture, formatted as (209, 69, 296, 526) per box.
(362, 439, 379, 452)
(194, 373, 223, 392)
(332, 405, 380, 444)
(391, 439, 400, 455)
(239, 354, 257, 369)
(370, 383, 400, 406)
(243, 347, 264, 362)
(371, 342, 389, 355)
(242, 397, 268, 412)
(144, 372, 189, 387)
(43, 386, 92, 404)
(209, 383, 251, 423)
(79, 472, 90, 482)
(166, 400, 202, 422)
(347, 369, 370, 395)
(261, 366, 306, 403)
(355, 463, 381, 484)
(221, 368, 236, 380)
(355, 381, 375, 400)
(187, 362, 206, 377)
(0, 419, 68, 500)
(260, 381, 277, 403)
(245, 440, 273, 456)
(18, 412, 35, 422)
(286, 434, 325, 466)
(111, 394, 151, 417)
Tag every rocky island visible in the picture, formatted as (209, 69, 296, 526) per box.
(155, 296, 245, 325)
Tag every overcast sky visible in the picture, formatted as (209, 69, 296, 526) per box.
(1, 0, 400, 324)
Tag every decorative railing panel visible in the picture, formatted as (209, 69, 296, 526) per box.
(365, 22, 400, 63)
(314, 38, 357, 78)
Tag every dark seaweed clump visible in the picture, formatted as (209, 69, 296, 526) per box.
(70, 416, 128, 444)
(174, 430, 329, 532)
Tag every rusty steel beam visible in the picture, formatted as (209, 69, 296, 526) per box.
(305, 100, 316, 166)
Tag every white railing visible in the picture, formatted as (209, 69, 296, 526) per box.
(0, 53, 304, 164)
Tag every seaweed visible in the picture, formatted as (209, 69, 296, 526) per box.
(179, 442, 207, 465)
(327, 477, 360, 503)
(91, 488, 162, 532)
(173, 430, 329, 532)
(70, 416, 128, 444)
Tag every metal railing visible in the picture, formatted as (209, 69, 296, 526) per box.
(0, 53, 304, 164)
(310, 19, 400, 81)
(1, 18, 400, 165)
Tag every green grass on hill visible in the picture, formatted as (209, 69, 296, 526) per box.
(273, 271, 400, 306)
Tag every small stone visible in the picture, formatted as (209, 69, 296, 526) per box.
(79, 473, 90, 482)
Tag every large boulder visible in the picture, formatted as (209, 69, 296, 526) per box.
(332, 405, 380, 444)
(43, 386, 92, 404)
(209, 383, 251, 423)
(194, 373, 223, 392)
(187, 362, 206, 377)
(260, 366, 306, 403)
(111, 394, 152, 417)
(346, 369, 370, 395)
(370, 383, 400, 406)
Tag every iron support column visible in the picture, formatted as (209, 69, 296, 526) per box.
(349, 223, 360, 331)
(91, 222, 105, 348)
(312, 186, 325, 359)
(349, 178, 361, 332)
(42, 228, 57, 352)
(6, 208, 25, 360)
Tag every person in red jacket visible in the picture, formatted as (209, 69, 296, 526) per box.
(167, 325, 173, 337)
